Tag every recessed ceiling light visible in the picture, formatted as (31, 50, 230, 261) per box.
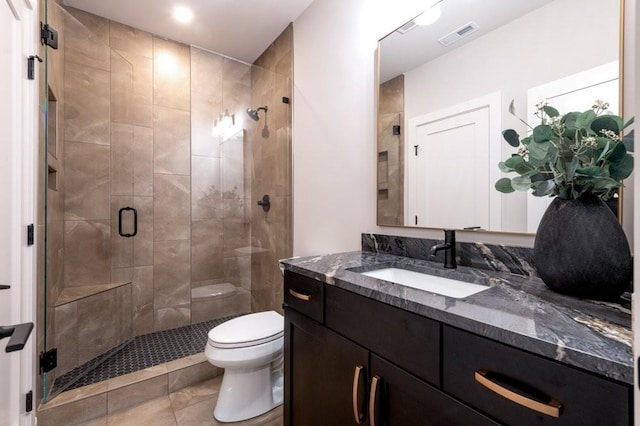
(414, 1, 442, 26)
(173, 5, 193, 24)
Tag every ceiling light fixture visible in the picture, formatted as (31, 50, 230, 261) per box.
(173, 5, 194, 24)
(414, 0, 442, 26)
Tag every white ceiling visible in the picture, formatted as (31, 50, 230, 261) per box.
(63, 0, 315, 63)
(380, 0, 554, 83)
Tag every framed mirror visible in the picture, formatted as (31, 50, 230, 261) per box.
(376, 0, 622, 233)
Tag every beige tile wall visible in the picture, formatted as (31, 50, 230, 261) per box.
(190, 48, 252, 322)
(250, 25, 293, 313)
(377, 74, 405, 226)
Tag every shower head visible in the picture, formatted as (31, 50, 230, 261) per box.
(246, 105, 268, 121)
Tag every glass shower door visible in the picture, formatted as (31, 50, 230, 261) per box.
(39, 0, 52, 402)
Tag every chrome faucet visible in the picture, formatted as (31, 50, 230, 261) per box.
(430, 229, 456, 269)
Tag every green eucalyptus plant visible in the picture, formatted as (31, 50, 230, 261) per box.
(495, 100, 634, 200)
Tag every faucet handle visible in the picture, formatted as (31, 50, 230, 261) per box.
(444, 229, 455, 241)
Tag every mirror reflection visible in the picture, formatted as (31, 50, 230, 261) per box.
(376, 0, 621, 233)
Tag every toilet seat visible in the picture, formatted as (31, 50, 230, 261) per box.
(208, 311, 284, 349)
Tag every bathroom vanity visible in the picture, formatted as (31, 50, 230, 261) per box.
(281, 250, 632, 426)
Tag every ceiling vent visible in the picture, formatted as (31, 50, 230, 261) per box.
(438, 21, 480, 47)
(396, 20, 418, 34)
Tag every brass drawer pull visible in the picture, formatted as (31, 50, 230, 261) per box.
(369, 375, 382, 426)
(289, 288, 311, 301)
(475, 369, 562, 418)
(352, 365, 366, 424)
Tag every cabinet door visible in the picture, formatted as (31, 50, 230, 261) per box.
(285, 308, 369, 426)
(370, 354, 499, 426)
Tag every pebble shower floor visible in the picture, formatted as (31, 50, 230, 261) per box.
(50, 315, 243, 396)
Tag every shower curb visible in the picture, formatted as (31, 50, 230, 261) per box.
(37, 353, 219, 426)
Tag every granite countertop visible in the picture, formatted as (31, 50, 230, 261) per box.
(280, 251, 633, 384)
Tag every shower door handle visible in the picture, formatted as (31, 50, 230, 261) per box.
(118, 207, 138, 238)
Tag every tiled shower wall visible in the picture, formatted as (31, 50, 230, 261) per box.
(377, 74, 404, 226)
(59, 7, 258, 334)
(39, 6, 292, 384)
(250, 25, 293, 313)
(189, 47, 254, 323)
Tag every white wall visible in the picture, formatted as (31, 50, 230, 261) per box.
(291, 0, 417, 256)
(405, 0, 617, 119)
(403, 0, 619, 233)
(292, 0, 629, 255)
(292, 0, 532, 255)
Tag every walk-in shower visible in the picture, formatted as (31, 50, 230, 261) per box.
(38, 1, 293, 405)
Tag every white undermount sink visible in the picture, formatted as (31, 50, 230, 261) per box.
(361, 268, 489, 299)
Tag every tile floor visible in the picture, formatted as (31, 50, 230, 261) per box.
(79, 376, 283, 426)
(53, 315, 241, 394)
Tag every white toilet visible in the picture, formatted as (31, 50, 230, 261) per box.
(204, 311, 284, 422)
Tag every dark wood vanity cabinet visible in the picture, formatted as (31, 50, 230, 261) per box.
(283, 271, 632, 426)
(284, 271, 496, 426)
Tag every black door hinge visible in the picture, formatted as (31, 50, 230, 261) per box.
(27, 224, 34, 246)
(27, 55, 42, 81)
(282, 96, 290, 104)
(39, 348, 57, 374)
(40, 23, 58, 49)
(393, 125, 401, 135)
(25, 390, 33, 413)
(415, 215, 418, 225)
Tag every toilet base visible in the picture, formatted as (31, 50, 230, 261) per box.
(213, 356, 283, 422)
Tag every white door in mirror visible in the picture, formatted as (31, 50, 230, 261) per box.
(408, 98, 497, 229)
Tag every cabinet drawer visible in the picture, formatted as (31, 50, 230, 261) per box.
(442, 326, 631, 426)
(284, 271, 324, 323)
(326, 285, 440, 386)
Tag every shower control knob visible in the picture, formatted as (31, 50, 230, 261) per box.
(257, 195, 271, 212)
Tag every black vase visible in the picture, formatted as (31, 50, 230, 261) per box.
(533, 194, 632, 300)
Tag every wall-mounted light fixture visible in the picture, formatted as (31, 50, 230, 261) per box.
(212, 109, 236, 137)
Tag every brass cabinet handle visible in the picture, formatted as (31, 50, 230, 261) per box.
(289, 288, 311, 301)
(352, 365, 366, 424)
(475, 369, 562, 418)
(369, 375, 382, 426)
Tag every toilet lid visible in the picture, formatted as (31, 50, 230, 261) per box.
(208, 311, 284, 349)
